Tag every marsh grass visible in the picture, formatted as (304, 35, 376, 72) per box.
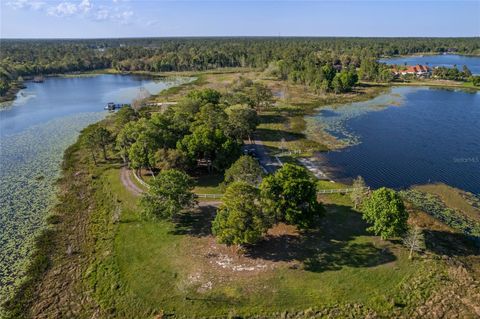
(401, 187, 480, 240)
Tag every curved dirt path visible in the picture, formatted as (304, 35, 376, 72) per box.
(120, 167, 221, 207)
(120, 166, 144, 196)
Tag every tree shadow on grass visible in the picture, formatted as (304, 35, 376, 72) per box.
(258, 114, 287, 124)
(424, 230, 480, 257)
(303, 241, 395, 272)
(245, 204, 396, 272)
(191, 172, 224, 187)
(255, 128, 305, 142)
(275, 106, 310, 116)
(170, 205, 217, 237)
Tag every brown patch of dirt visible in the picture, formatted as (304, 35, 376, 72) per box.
(120, 166, 143, 196)
(267, 223, 299, 237)
(178, 222, 302, 294)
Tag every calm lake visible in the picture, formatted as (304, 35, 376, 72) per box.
(379, 54, 480, 74)
(307, 87, 480, 194)
(0, 74, 190, 299)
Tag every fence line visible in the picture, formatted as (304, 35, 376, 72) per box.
(132, 169, 150, 188)
(274, 155, 284, 166)
(132, 170, 368, 198)
(195, 194, 224, 199)
(131, 169, 223, 199)
(317, 187, 370, 194)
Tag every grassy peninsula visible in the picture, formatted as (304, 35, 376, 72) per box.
(3, 69, 479, 319)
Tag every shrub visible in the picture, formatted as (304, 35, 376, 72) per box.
(361, 187, 408, 239)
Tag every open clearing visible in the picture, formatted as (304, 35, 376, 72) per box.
(87, 166, 447, 318)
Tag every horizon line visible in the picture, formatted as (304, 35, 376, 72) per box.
(2, 35, 480, 40)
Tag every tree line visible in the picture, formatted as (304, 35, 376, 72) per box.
(2, 37, 479, 96)
(432, 65, 473, 81)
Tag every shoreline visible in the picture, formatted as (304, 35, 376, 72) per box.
(0, 70, 184, 105)
(2, 65, 478, 105)
(2, 138, 88, 317)
(0, 75, 191, 316)
(306, 82, 478, 152)
(0, 82, 26, 104)
(380, 52, 480, 59)
(2, 69, 479, 317)
(303, 86, 479, 195)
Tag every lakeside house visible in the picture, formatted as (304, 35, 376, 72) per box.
(392, 64, 431, 77)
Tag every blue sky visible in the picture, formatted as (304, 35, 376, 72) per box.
(1, 1, 479, 38)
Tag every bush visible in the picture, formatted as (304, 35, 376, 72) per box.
(361, 187, 408, 239)
(469, 75, 480, 86)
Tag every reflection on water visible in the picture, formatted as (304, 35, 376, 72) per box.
(307, 87, 480, 193)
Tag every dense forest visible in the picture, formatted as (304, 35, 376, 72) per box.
(1, 37, 480, 96)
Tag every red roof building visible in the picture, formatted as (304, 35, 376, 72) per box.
(392, 64, 431, 76)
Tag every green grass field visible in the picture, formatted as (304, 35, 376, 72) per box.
(192, 173, 225, 195)
(80, 75, 450, 316)
(83, 166, 445, 318)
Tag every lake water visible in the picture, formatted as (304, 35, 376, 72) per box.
(0, 74, 191, 299)
(379, 54, 480, 75)
(307, 87, 480, 194)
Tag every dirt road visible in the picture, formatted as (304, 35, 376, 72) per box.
(120, 167, 221, 207)
(120, 166, 144, 196)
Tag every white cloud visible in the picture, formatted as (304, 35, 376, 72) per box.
(95, 8, 110, 21)
(30, 1, 46, 10)
(7, 0, 46, 10)
(46, 0, 92, 17)
(7, 0, 135, 25)
(93, 5, 133, 24)
(117, 10, 133, 20)
(118, 10, 133, 24)
(47, 2, 78, 17)
(79, 0, 92, 13)
(145, 19, 160, 27)
(6, 0, 28, 9)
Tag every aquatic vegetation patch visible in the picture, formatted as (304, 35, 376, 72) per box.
(0, 112, 105, 300)
(304, 87, 409, 149)
(0, 75, 193, 302)
(400, 189, 480, 241)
